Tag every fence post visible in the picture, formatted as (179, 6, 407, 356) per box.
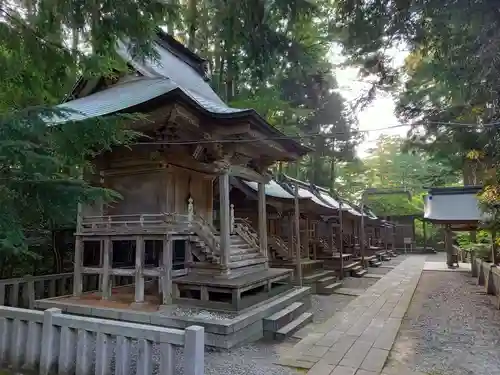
(230, 204, 235, 234)
(184, 325, 205, 375)
(40, 308, 61, 375)
(0, 284, 5, 306)
(188, 198, 194, 223)
(471, 252, 477, 277)
(478, 261, 486, 286)
(23, 275, 35, 309)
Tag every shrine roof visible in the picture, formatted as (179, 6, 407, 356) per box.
(424, 186, 487, 224)
(53, 30, 310, 156)
(242, 179, 295, 199)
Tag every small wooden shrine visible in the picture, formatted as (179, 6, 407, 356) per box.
(46, 31, 313, 313)
(229, 177, 343, 294)
(424, 186, 488, 267)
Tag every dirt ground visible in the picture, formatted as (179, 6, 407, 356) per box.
(387, 270, 500, 375)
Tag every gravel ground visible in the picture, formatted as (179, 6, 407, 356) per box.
(387, 270, 500, 375)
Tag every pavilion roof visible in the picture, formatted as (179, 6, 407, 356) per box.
(424, 186, 488, 225)
(52, 30, 310, 156)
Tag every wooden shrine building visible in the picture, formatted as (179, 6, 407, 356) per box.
(44, 31, 314, 314)
(229, 177, 344, 293)
(424, 186, 489, 267)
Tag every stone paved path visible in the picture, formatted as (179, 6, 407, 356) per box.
(277, 256, 426, 375)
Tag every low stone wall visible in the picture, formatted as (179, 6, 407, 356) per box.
(0, 306, 204, 375)
(37, 286, 312, 349)
(473, 258, 500, 309)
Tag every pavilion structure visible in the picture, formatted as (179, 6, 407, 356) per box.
(36, 30, 318, 345)
(357, 206, 392, 263)
(424, 186, 490, 267)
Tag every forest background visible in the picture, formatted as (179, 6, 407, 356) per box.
(0, 0, 496, 276)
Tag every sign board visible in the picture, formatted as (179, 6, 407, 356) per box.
(403, 237, 412, 245)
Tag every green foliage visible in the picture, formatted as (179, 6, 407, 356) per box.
(332, 0, 500, 226)
(0, 1, 170, 265)
(463, 243, 492, 262)
(457, 231, 491, 249)
(175, 0, 360, 190)
(0, 108, 138, 256)
(337, 135, 460, 213)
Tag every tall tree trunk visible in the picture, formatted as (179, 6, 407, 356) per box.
(164, 0, 178, 34)
(330, 156, 336, 194)
(187, 0, 197, 50)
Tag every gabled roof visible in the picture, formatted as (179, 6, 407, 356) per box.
(279, 175, 336, 210)
(424, 186, 487, 224)
(55, 30, 310, 156)
(242, 179, 295, 199)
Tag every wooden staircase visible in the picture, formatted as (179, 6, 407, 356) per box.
(188, 216, 267, 278)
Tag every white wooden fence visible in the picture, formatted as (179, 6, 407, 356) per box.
(0, 273, 134, 308)
(0, 306, 204, 375)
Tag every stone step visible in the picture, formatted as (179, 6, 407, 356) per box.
(302, 270, 335, 284)
(231, 242, 253, 248)
(229, 257, 267, 269)
(343, 261, 360, 270)
(316, 275, 337, 288)
(353, 269, 367, 278)
(369, 260, 382, 267)
(230, 247, 260, 255)
(274, 312, 313, 341)
(351, 265, 363, 272)
(317, 282, 343, 295)
(230, 239, 248, 245)
(230, 252, 262, 262)
(381, 255, 392, 261)
(263, 302, 308, 333)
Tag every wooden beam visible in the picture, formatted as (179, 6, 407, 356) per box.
(258, 182, 268, 263)
(161, 235, 173, 304)
(73, 236, 83, 297)
(101, 237, 112, 300)
(212, 124, 250, 135)
(219, 173, 231, 273)
(135, 236, 145, 303)
(294, 183, 302, 285)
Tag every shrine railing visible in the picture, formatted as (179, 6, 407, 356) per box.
(79, 213, 192, 235)
(268, 235, 290, 260)
(233, 218, 260, 250)
(191, 215, 221, 255)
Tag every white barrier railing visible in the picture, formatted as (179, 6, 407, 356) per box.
(0, 273, 137, 308)
(0, 306, 204, 375)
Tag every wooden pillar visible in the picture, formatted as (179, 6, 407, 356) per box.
(492, 230, 498, 265)
(258, 182, 268, 262)
(302, 217, 309, 259)
(445, 225, 453, 267)
(134, 236, 145, 303)
(101, 237, 111, 300)
(294, 183, 302, 285)
(219, 173, 231, 272)
(288, 214, 294, 258)
(339, 203, 344, 280)
(360, 200, 366, 267)
(73, 236, 83, 297)
(161, 236, 172, 305)
(422, 219, 427, 251)
(73, 201, 84, 297)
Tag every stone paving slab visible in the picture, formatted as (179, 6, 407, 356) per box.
(423, 261, 471, 272)
(333, 288, 365, 296)
(277, 256, 426, 375)
(364, 274, 384, 279)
